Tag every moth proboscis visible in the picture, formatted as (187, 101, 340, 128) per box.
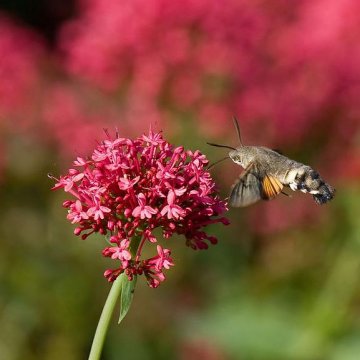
(207, 117, 335, 207)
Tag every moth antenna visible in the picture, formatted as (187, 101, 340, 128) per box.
(207, 142, 236, 151)
(103, 128, 110, 138)
(232, 116, 243, 146)
(207, 156, 230, 170)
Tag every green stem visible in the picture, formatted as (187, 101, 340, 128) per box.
(88, 274, 124, 360)
(88, 234, 142, 360)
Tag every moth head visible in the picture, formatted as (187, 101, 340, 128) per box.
(229, 149, 244, 166)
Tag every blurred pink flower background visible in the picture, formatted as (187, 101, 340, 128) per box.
(0, 0, 360, 153)
(1, 0, 360, 228)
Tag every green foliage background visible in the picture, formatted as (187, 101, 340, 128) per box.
(1, 131, 359, 360)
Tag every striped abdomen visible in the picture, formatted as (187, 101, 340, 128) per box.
(281, 165, 335, 204)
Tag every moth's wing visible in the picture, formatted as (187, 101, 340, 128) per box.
(229, 166, 263, 207)
(229, 164, 284, 207)
(261, 174, 284, 200)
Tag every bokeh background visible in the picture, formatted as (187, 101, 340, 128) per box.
(1, 0, 360, 359)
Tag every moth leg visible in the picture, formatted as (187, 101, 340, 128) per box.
(281, 190, 292, 197)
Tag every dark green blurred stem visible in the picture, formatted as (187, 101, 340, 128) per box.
(88, 234, 142, 360)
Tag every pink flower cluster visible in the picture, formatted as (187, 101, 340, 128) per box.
(52, 129, 228, 287)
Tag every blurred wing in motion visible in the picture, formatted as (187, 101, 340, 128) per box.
(229, 165, 284, 207)
(229, 164, 262, 207)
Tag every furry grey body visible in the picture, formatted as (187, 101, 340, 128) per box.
(229, 146, 335, 205)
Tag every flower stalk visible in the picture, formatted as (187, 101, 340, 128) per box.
(88, 274, 124, 360)
(89, 234, 142, 359)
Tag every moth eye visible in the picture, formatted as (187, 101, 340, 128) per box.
(231, 154, 240, 162)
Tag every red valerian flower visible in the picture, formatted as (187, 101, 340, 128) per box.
(52, 128, 228, 287)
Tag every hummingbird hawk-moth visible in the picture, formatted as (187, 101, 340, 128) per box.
(208, 117, 335, 207)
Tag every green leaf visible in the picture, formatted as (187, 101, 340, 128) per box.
(118, 274, 137, 324)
